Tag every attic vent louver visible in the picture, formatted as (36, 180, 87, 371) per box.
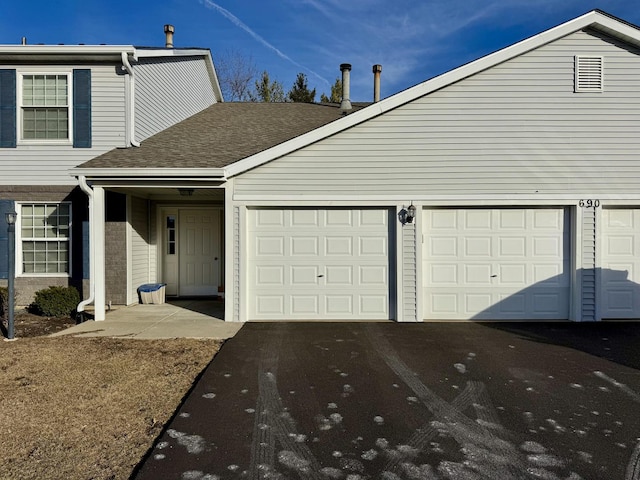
(575, 56, 603, 92)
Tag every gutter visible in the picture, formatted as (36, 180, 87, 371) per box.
(121, 51, 140, 147)
(76, 175, 95, 318)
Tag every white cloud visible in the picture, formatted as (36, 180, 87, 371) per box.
(201, 0, 330, 86)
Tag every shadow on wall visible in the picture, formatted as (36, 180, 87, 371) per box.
(472, 267, 640, 370)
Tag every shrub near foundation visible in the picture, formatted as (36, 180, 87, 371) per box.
(29, 286, 80, 318)
(0, 286, 8, 321)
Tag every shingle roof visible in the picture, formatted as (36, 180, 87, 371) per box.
(79, 102, 367, 169)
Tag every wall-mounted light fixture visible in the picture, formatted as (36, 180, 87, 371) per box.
(5, 210, 17, 341)
(178, 188, 194, 197)
(5, 211, 17, 225)
(399, 203, 416, 224)
(406, 203, 416, 223)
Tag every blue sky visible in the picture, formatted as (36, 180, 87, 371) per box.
(3, 1, 639, 101)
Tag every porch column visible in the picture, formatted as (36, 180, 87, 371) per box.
(93, 186, 106, 321)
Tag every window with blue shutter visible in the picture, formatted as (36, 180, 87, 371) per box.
(0, 200, 15, 278)
(0, 70, 17, 148)
(73, 69, 91, 148)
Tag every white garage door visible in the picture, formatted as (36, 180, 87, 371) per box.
(601, 208, 640, 319)
(423, 208, 570, 320)
(248, 208, 393, 320)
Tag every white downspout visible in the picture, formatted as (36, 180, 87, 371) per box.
(121, 51, 140, 147)
(76, 175, 94, 317)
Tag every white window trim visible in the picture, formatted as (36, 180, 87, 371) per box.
(15, 201, 72, 278)
(17, 70, 74, 146)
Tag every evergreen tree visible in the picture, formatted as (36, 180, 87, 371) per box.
(320, 78, 342, 103)
(288, 73, 316, 103)
(250, 71, 286, 102)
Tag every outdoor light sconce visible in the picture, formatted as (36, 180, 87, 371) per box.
(5, 211, 16, 225)
(178, 188, 195, 197)
(399, 203, 416, 224)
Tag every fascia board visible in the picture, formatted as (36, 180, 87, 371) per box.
(0, 45, 135, 56)
(133, 48, 212, 58)
(71, 167, 227, 179)
(226, 11, 639, 179)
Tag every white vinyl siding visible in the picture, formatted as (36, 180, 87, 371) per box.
(422, 208, 570, 320)
(0, 64, 126, 185)
(401, 222, 418, 321)
(134, 57, 217, 141)
(234, 29, 640, 198)
(581, 206, 597, 320)
(129, 196, 151, 303)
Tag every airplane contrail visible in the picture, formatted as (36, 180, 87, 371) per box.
(201, 0, 330, 86)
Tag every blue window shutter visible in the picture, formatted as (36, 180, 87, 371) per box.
(0, 70, 17, 148)
(0, 200, 15, 279)
(73, 69, 91, 148)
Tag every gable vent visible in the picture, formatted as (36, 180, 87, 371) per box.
(575, 56, 603, 92)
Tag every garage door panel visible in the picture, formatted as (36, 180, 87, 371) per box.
(249, 208, 392, 320)
(326, 237, 353, 255)
(256, 296, 285, 315)
(291, 237, 318, 255)
(424, 208, 569, 320)
(256, 236, 284, 255)
(601, 208, 640, 318)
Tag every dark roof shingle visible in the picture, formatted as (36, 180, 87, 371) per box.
(79, 102, 367, 169)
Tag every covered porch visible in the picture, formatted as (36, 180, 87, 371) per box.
(74, 172, 230, 321)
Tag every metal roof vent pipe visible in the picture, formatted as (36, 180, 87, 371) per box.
(164, 24, 175, 48)
(340, 63, 352, 114)
(21, 37, 27, 45)
(373, 64, 382, 102)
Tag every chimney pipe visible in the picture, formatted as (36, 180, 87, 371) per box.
(164, 24, 175, 48)
(21, 37, 27, 45)
(340, 63, 352, 113)
(373, 64, 382, 103)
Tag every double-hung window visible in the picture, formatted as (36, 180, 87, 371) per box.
(20, 73, 70, 141)
(19, 203, 71, 275)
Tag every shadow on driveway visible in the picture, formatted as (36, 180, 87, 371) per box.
(132, 322, 640, 480)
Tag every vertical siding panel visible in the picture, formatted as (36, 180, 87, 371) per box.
(402, 222, 418, 321)
(134, 57, 217, 141)
(233, 205, 240, 322)
(581, 207, 596, 321)
(130, 196, 150, 301)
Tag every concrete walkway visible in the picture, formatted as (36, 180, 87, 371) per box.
(51, 299, 243, 340)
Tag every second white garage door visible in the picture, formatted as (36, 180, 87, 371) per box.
(248, 208, 393, 320)
(600, 208, 640, 319)
(423, 208, 570, 320)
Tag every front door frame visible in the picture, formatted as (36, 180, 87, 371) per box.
(158, 205, 224, 298)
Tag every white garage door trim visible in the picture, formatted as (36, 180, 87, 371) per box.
(600, 208, 640, 319)
(247, 207, 394, 320)
(423, 207, 570, 320)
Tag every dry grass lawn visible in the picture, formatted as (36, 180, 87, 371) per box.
(0, 315, 221, 480)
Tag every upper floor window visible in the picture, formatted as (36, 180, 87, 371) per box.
(20, 74, 70, 141)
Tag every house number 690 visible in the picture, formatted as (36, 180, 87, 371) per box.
(579, 199, 600, 208)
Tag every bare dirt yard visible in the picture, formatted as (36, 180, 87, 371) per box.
(0, 312, 221, 480)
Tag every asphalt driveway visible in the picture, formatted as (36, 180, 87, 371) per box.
(132, 322, 640, 479)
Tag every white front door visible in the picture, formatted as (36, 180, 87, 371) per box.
(248, 208, 393, 320)
(161, 208, 221, 297)
(423, 208, 570, 320)
(601, 208, 640, 318)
